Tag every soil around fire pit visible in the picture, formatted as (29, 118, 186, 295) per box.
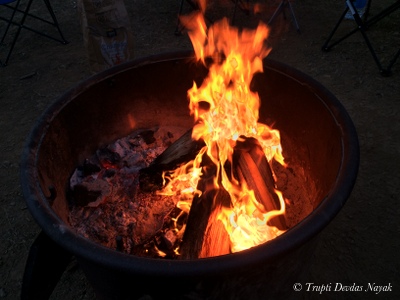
(1, 1, 399, 300)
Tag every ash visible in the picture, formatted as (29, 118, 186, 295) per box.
(68, 126, 187, 258)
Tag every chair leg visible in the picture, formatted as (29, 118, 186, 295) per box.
(287, 0, 300, 32)
(174, 0, 186, 35)
(42, 0, 68, 44)
(1, 0, 68, 66)
(1, 0, 33, 66)
(0, 0, 21, 45)
(322, 0, 400, 76)
(386, 49, 400, 73)
(268, 1, 285, 26)
(321, 6, 350, 51)
(268, 0, 300, 33)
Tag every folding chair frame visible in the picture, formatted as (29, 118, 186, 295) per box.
(0, 0, 68, 66)
(322, 0, 400, 76)
(267, 0, 301, 33)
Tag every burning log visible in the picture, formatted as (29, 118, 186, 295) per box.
(233, 137, 287, 230)
(198, 188, 231, 258)
(180, 137, 287, 259)
(180, 161, 232, 259)
(139, 128, 205, 191)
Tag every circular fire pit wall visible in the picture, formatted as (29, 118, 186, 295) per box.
(21, 52, 359, 299)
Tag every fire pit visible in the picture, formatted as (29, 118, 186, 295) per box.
(20, 50, 359, 299)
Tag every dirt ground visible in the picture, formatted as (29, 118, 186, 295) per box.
(1, 0, 399, 299)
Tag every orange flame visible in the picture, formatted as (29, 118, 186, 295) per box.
(162, 11, 286, 253)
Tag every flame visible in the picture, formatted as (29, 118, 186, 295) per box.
(160, 10, 286, 254)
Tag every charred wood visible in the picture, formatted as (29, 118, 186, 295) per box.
(180, 158, 231, 259)
(139, 128, 205, 191)
(233, 137, 287, 230)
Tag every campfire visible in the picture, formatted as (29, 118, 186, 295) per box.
(21, 53, 359, 300)
(21, 4, 359, 299)
(67, 10, 314, 259)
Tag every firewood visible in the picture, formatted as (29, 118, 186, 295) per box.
(139, 128, 205, 191)
(233, 137, 287, 230)
(179, 159, 232, 259)
(198, 188, 232, 258)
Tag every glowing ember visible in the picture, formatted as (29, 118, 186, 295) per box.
(160, 10, 287, 253)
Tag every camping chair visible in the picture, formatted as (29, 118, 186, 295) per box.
(175, 0, 250, 35)
(322, 0, 400, 76)
(0, 0, 68, 66)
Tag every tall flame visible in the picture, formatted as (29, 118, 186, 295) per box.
(161, 11, 286, 253)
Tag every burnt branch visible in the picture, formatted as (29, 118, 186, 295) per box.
(139, 128, 205, 191)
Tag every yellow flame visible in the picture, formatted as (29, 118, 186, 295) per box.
(161, 11, 286, 254)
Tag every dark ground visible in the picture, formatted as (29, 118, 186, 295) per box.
(1, 0, 399, 299)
